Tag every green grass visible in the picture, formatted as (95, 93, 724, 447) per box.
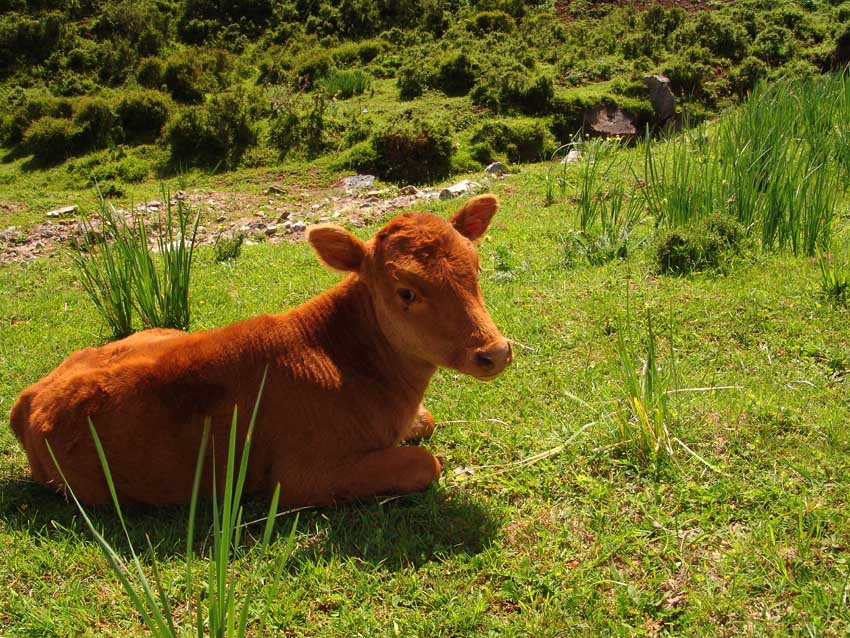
(2, 155, 850, 635)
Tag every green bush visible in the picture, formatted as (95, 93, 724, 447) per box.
(467, 10, 516, 34)
(656, 215, 744, 275)
(397, 63, 427, 100)
(293, 50, 332, 88)
(22, 116, 75, 164)
(164, 53, 208, 104)
(471, 67, 554, 115)
(136, 56, 165, 89)
(1, 95, 73, 146)
(165, 91, 257, 168)
(268, 90, 332, 159)
(73, 97, 119, 151)
(371, 116, 453, 184)
(435, 52, 477, 96)
(116, 90, 172, 142)
(470, 117, 554, 164)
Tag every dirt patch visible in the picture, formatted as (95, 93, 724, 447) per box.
(0, 176, 499, 265)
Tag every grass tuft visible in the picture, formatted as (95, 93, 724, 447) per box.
(46, 368, 299, 637)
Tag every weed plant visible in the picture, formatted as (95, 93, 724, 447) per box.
(818, 244, 850, 306)
(321, 69, 371, 99)
(611, 309, 676, 474)
(46, 370, 299, 637)
(214, 232, 245, 263)
(73, 187, 199, 337)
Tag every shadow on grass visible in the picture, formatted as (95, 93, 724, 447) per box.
(0, 476, 499, 569)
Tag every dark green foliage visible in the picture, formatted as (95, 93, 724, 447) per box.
(164, 91, 257, 167)
(0, 11, 65, 74)
(22, 116, 75, 163)
(268, 89, 331, 158)
(116, 90, 172, 142)
(435, 52, 477, 96)
(164, 52, 212, 104)
(72, 97, 119, 151)
(214, 231, 245, 262)
(471, 67, 554, 114)
(467, 10, 515, 35)
(656, 215, 745, 275)
(370, 116, 453, 183)
(136, 56, 165, 89)
(397, 63, 426, 100)
(470, 118, 553, 164)
(1, 94, 72, 145)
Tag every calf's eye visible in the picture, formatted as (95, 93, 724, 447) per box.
(397, 288, 416, 303)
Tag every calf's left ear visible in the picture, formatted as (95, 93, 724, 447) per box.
(450, 194, 499, 242)
(308, 225, 366, 272)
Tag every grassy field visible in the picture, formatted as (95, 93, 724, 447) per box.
(2, 108, 850, 636)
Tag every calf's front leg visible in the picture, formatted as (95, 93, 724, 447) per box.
(329, 446, 441, 503)
(402, 404, 436, 442)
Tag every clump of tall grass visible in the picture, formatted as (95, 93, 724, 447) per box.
(610, 310, 676, 473)
(73, 186, 200, 338)
(818, 245, 850, 306)
(574, 137, 643, 264)
(47, 370, 299, 637)
(321, 69, 371, 99)
(642, 75, 848, 257)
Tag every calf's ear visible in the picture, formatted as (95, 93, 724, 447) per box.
(450, 194, 499, 242)
(308, 225, 366, 272)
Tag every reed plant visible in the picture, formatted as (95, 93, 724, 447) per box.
(46, 370, 298, 637)
(73, 186, 200, 337)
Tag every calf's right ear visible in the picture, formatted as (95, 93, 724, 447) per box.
(308, 225, 366, 272)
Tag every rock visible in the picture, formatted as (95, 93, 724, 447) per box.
(485, 161, 507, 176)
(174, 190, 188, 200)
(561, 148, 582, 163)
(290, 221, 306, 233)
(439, 180, 480, 200)
(341, 174, 376, 192)
(0, 226, 21, 244)
(585, 104, 637, 138)
(399, 185, 419, 196)
(311, 204, 321, 210)
(267, 185, 286, 195)
(46, 205, 78, 218)
(277, 211, 290, 222)
(643, 74, 676, 125)
(216, 215, 226, 222)
(146, 200, 161, 209)
(265, 224, 278, 236)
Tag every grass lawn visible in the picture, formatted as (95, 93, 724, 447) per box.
(1, 152, 850, 636)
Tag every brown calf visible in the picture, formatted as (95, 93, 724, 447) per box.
(10, 195, 512, 506)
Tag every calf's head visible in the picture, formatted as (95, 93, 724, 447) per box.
(308, 194, 512, 380)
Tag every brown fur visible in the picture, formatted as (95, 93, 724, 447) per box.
(10, 195, 512, 506)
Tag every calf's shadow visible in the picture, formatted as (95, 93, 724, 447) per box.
(0, 475, 499, 569)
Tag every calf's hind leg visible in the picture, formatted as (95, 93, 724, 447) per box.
(329, 446, 441, 503)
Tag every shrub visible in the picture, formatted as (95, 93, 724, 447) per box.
(656, 215, 744, 275)
(22, 116, 75, 164)
(435, 52, 477, 96)
(268, 89, 331, 158)
(371, 116, 454, 184)
(397, 63, 427, 100)
(136, 56, 165, 89)
(470, 118, 554, 164)
(293, 50, 332, 88)
(467, 10, 516, 34)
(73, 97, 119, 151)
(550, 93, 599, 142)
(165, 91, 257, 168)
(214, 231, 245, 262)
(116, 90, 172, 142)
(471, 68, 554, 115)
(1, 95, 73, 146)
(164, 53, 208, 103)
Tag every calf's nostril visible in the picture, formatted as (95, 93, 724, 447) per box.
(475, 352, 495, 369)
